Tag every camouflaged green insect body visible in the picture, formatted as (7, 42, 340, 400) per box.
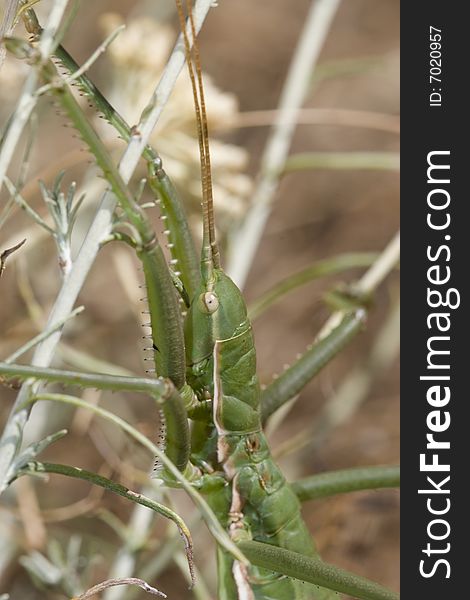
(172, 0, 330, 594)
(184, 267, 323, 599)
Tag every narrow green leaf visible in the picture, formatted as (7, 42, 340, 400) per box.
(17, 460, 194, 586)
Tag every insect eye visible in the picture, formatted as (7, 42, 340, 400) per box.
(201, 291, 219, 313)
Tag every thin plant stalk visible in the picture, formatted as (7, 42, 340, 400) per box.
(226, 0, 342, 287)
(72, 577, 166, 599)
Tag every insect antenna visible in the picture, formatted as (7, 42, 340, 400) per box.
(175, 0, 220, 276)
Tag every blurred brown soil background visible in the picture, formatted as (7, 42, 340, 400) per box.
(0, 0, 399, 598)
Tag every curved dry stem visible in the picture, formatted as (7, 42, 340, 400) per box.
(72, 577, 167, 599)
(0, 237, 26, 277)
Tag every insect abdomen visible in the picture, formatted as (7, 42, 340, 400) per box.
(219, 431, 328, 599)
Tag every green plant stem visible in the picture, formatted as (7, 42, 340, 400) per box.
(0, 362, 170, 396)
(291, 465, 400, 501)
(2, 361, 187, 473)
(24, 392, 247, 566)
(248, 252, 377, 320)
(16, 460, 193, 585)
(237, 540, 399, 600)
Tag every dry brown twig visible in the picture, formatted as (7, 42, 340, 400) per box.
(0, 238, 26, 278)
(71, 577, 167, 599)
